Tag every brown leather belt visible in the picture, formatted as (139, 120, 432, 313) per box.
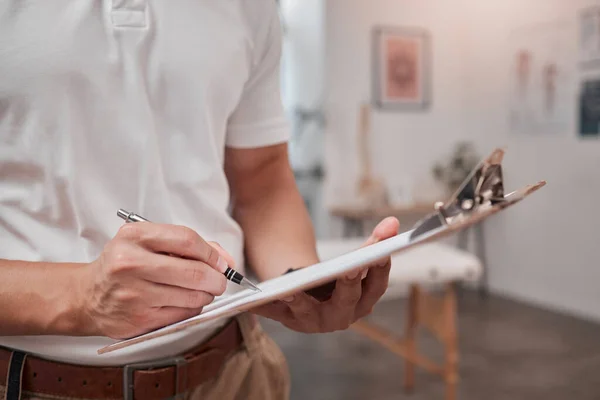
(0, 317, 250, 400)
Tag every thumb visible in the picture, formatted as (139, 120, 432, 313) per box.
(207, 241, 236, 268)
(350, 217, 398, 278)
(362, 216, 400, 247)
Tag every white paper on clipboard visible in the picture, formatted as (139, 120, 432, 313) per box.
(97, 149, 546, 355)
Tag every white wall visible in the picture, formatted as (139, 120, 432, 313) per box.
(322, 0, 600, 321)
(280, 0, 324, 112)
(461, 0, 600, 322)
(323, 0, 471, 214)
(280, 0, 331, 238)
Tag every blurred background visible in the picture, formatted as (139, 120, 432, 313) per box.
(263, 0, 600, 399)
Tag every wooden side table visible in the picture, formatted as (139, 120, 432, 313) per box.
(329, 203, 435, 237)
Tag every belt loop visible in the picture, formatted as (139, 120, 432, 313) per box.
(236, 313, 261, 354)
(123, 356, 187, 400)
(4, 351, 26, 400)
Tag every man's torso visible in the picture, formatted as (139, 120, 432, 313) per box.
(0, 0, 280, 366)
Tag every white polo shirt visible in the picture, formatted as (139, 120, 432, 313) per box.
(0, 0, 289, 366)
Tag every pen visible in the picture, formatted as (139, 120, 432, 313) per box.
(116, 209, 261, 292)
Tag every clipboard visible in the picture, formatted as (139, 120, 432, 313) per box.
(98, 148, 546, 355)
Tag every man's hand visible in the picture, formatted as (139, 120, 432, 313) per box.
(77, 223, 233, 339)
(251, 217, 399, 333)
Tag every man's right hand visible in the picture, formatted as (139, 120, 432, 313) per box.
(77, 222, 232, 339)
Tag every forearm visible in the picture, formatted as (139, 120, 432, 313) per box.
(0, 260, 89, 336)
(233, 169, 319, 281)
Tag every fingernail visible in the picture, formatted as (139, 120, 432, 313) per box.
(374, 258, 389, 268)
(282, 296, 295, 303)
(365, 236, 378, 246)
(346, 270, 360, 280)
(217, 256, 228, 272)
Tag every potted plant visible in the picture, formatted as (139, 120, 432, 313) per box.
(432, 142, 480, 196)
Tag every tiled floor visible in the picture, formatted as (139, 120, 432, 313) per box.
(260, 291, 600, 400)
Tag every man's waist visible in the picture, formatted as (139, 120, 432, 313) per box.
(0, 316, 254, 400)
(0, 317, 232, 367)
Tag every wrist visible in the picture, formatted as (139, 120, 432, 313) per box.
(46, 262, 98, 336)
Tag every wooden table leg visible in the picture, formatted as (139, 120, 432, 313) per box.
(455, 229, 470, 299)
(342, 217, 365, 238)
(444, 283, 458, 400)
(475, 222, 488, 298)
(342, 217, 353, 237)
(404, 284, 419, 393)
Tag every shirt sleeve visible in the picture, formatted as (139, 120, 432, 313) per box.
(225, 4, 290, 148)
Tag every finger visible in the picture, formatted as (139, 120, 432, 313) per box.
(208, 241, 236, 268)
(145, 281, 216, 309)
(360, 217, 400, 266)
(362, 217, 400, 247)
(139, 252, 227, 295)
(250, 301, 313, 333)
(327, 272, 363, 329)
(355, 262, 391, 319)
(371, 216, 400, 240)
(282, 293, 321, 330)
(118, 223, 223, 272)
(250, 301, 292, 320)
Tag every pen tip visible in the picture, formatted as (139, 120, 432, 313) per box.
(241, 279, 262, 292)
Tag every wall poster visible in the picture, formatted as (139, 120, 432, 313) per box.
(508, 22, 574, 135)
(372, 26, 431, 111)
(579, 6, 600, 67)
(579, 79, 600, 138)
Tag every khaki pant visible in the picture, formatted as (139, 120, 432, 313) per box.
(1, 314, 291, 400)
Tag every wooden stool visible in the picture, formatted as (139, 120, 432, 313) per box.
(317, 240, 482, 400)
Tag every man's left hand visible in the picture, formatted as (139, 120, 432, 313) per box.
(251, 217, 399, 333)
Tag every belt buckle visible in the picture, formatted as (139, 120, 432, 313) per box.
(123, 356, 187, 400)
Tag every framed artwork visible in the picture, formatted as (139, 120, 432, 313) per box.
(371, 26, 431, 110)
(578, 78, 600, 138)
(579, 6, 600, 67)
(507, 22, 572, 135)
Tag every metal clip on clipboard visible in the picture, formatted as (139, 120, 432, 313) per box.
(290, 149, 511, 302)
(410, 148, 507, 240)
(285, 148, 544, 302)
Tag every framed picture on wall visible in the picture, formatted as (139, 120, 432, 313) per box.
(371, 26, 431, 111)
(578, 78, 600, 138)
(579, 6, 600, 67)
